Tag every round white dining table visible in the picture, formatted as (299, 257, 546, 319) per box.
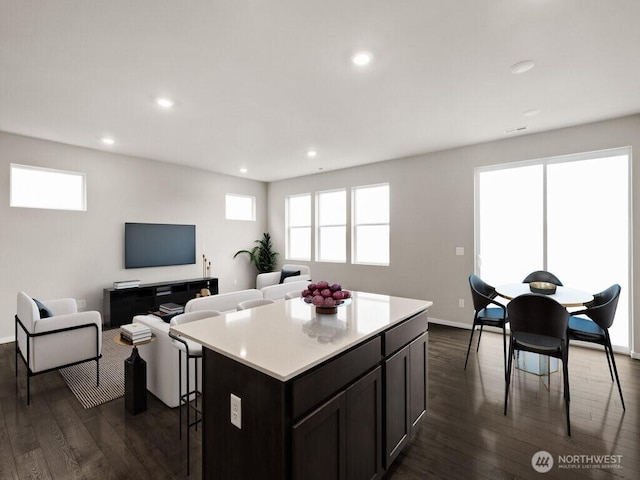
(495, 283, 593, 307)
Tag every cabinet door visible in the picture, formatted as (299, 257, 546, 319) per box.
(409, 331, 428, 430)
(292, 392, 347, 480)
(346, 367, 382, 480)
(384, 345, 410, 468)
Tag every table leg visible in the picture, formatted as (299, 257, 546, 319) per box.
(516, 351, 559, 391)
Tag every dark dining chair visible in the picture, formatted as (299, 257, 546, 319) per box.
(504, 294, 571, 436)
(522, 270, 563, 286)
(568, 284, 624, 410)
(465, 275, 508, 376)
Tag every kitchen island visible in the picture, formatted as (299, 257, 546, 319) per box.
(170, 291, 433, 479)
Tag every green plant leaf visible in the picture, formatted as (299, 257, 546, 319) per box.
(233, 233, 279, 273)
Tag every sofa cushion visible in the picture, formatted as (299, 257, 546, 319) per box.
(279, 269, 300, 284)
(184, 289, 263, 314)
(32, 298, 53, 318)
(261, 280, 311, 300)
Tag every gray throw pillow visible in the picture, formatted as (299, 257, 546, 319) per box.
(32, 298, 53, 318)
(279, 270, 300, 284)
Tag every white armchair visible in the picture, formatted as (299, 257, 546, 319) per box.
(15, 291, 102, 405)
(256, 264, 311, 290)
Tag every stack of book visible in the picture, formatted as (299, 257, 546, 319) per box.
(120, 323, 152, 344)
(113, 279, 140, 289)
(159, 302, 184, 315)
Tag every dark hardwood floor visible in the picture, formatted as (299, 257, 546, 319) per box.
(1, 324, 638, 479)
(386, 325, 639, 480)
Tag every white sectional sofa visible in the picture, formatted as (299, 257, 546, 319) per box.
(135, 281, 310, 408)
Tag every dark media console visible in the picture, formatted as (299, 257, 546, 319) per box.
(103, 277, 218, 327)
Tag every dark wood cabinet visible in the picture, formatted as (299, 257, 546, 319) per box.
(346, 367, 383, 480)
(292, 367, 383, 480)
(103, 277, 218, 327)
(409, 331, 428, 429)
(384, 344, 410, 466)
(384, 331, 428, 469)
(293, 391, 347, 480)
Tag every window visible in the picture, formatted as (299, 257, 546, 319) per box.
(225, 194, 256, 221)
(476, 148, 630, 350)
(316, 189, 346, 262)
(286, 194, 311, 261)
(352, 183, 389, 265)
(10, 164, 86, 211)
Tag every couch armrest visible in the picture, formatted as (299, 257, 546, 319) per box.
(134, 314, 169, 334)
(42, 298, 78, 316)
(33, 311, 102, 334)
(135, 314, 192, 408)
(257, 272, 281, 290)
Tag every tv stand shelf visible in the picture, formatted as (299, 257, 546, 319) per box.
(103, 277, 218, 327)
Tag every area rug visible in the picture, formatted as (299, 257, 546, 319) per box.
(59, 328, 127, 409)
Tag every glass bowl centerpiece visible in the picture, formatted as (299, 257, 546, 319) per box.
(301, 281, 351, 314)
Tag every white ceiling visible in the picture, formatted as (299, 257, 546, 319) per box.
(2, 1, 640, 182)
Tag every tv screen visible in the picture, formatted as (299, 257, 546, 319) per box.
(125, 223, 196, 269)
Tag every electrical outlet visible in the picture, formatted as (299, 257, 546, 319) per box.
(230, 393, 242, 429)
(77, 299, 87, 309)
(459, 299, 464, 308)
(233, 279, 238, 285)
(456, 247, 465, 256)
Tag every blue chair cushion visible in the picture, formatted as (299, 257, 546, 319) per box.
(32, 298, 53, 318)
(569, 316, 605, 337)
(477, 306, 507, 327)
(478, 307, 506, 320)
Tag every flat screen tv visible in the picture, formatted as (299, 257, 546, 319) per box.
(125, 223, 196, 269)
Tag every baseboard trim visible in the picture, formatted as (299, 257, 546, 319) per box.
(427, 317, 471, 330)
(0, 335, 15, 345)
(428, 317, 504, 334)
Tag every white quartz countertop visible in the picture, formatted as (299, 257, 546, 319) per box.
(170, 291, 433, 382)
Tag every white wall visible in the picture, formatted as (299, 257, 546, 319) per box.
(268, 114, 640, 358)
(0, 131, 267, 342)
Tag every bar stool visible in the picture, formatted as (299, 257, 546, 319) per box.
(169, 310, 221, 475)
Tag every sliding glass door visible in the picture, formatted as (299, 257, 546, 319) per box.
(476, 148, 631, 350)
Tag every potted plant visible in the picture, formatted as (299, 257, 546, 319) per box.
(233, 232, 279, 273)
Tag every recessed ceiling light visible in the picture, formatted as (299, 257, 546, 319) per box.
(101, 137, 115, 145)
(510, 60, 535, 74)
(155, 97, 174, 108)
(523, 108, 541, 117)
(307, 150, 317, 158)
(351, 51, 373, 66)
(240, 168, 247, 174)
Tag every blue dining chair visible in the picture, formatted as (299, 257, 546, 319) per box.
(568, 284, 624, 410)
(465, 275, 508, 377)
